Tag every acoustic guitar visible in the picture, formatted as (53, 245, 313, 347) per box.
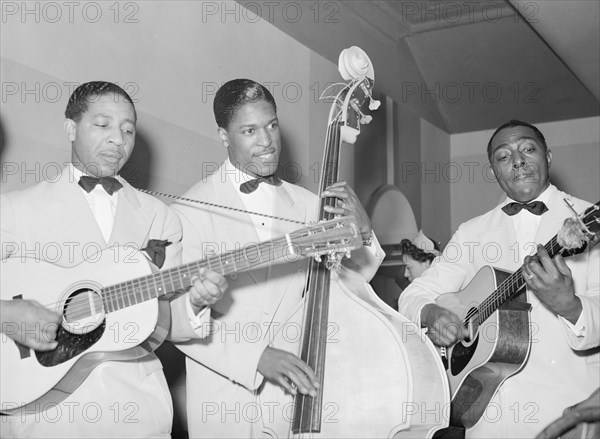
(0, 217, 361, 415)
(436, 202, 600, 428)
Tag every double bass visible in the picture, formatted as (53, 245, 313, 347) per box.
(257, 47, 450, 438)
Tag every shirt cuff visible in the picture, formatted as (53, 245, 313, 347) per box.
(364, 231, 383, 258)
(185, 294, 210, 331)
(559, 313, 586, 338)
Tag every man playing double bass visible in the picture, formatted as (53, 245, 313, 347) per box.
(171, 79, 384, 437)
(399, 120, 600, 438)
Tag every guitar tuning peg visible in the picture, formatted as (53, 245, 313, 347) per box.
(360, 115, 373, 124)
(369, 99, 381, 111)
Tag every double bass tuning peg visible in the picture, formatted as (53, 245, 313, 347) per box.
(369, 98, 381, 111)
(359, 82, 381, 111)
(350, 100, 374, 125)
(360, 115, 373, 124)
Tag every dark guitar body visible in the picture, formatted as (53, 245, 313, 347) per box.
(437, 266, 532, 429)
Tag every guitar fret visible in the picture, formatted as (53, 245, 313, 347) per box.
(164, 269, 174, 294)
(124, 280, 133, 308)
(118, 284, 126, 310)
(134, 279, 144, 304)
(134, 280, 142, 305)
(179, 265, 191, 290)
(171, 267, 183, 291)
(155, 272, 168, 298)
(217, 253, 226, 276)
(102, 287, 114, 313)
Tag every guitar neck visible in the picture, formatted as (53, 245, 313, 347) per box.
(101, 235, 290, 313)
(475, 234, 566, 325)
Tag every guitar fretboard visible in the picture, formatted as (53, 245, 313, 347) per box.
(467, 201, 600, 326)
(101, 235, 291, 313)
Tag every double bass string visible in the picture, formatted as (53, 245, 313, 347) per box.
(294, 114, 343, 434)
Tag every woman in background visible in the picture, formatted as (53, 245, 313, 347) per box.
(399, 230, 441, 282)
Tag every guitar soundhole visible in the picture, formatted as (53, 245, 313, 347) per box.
(35, 287, 106, 367)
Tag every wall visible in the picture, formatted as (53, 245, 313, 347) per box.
(0, 2, 343, 195)
(449, 116, 600, 233)
(420, 118, 452, 245)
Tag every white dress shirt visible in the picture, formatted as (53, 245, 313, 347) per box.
(70, 164, 119, 243)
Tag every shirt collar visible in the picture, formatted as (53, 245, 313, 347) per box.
(502, 184, 556, 207)
(69, 163, 123, 182)
(224, 157, 258, 184)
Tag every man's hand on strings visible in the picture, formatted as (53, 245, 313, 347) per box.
(258, 346, 320, 397)
(188, 268, 229, 314)
(523, 245, 581, 324)
(322, 181, 372, 241)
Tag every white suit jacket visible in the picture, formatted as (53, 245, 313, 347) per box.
(398, 185, 600, 438)
(1, 167, 186, 438)
(171, 165, 384, 438)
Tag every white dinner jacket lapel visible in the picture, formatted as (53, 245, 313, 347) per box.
(43, 168, 106, 254)
(108, 182, 156, 248)
(475, 205, 521, 272)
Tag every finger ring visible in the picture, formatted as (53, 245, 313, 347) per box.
(526, 274, 534, 280)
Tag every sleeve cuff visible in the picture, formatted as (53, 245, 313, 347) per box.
(185, 295, 210, 333)
(559, 313, 586, 338)
(365, 231, 384, 259)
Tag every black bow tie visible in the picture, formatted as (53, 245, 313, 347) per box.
(78, 176, 123, 195)
(239, 175, 282, 194)
(502, 201, 548, 216)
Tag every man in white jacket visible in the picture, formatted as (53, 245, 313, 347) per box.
(399, 120, 599, 438)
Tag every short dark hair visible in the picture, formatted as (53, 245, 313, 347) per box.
(487, 120, 547, 161)
(213, 79, 276, 129)
(65, 81, 135, 122)
(400, 238, 439, 264)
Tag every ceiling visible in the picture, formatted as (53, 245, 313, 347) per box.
(243, 0, 600, 133)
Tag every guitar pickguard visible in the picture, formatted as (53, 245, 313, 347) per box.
(450, 334, 479, 376)
(36, 322, 105, 367)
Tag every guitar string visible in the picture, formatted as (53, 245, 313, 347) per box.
(50, 218, 358, 319)
(48, 237, 288, 318)
(42, 225, 345, 317)
(478, 235, 560, 323)
(467, 236, 558, 326)
(470, 217, 597, 326)
(463, 214, 597, 327)
(52, 229, 345, 318)
(294, 118, 341, 433)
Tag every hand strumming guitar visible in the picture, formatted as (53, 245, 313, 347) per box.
(0, 299, 61, 351)
(421, 303, 469, 347)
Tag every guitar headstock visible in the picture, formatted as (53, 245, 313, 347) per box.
(289, 216, 362, 259)
(326, 47, 380, 145)
(557, 201, 600, 257)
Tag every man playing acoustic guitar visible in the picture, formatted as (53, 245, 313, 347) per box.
(0, 81, 228, 438)
(399, 120, 599, 438)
